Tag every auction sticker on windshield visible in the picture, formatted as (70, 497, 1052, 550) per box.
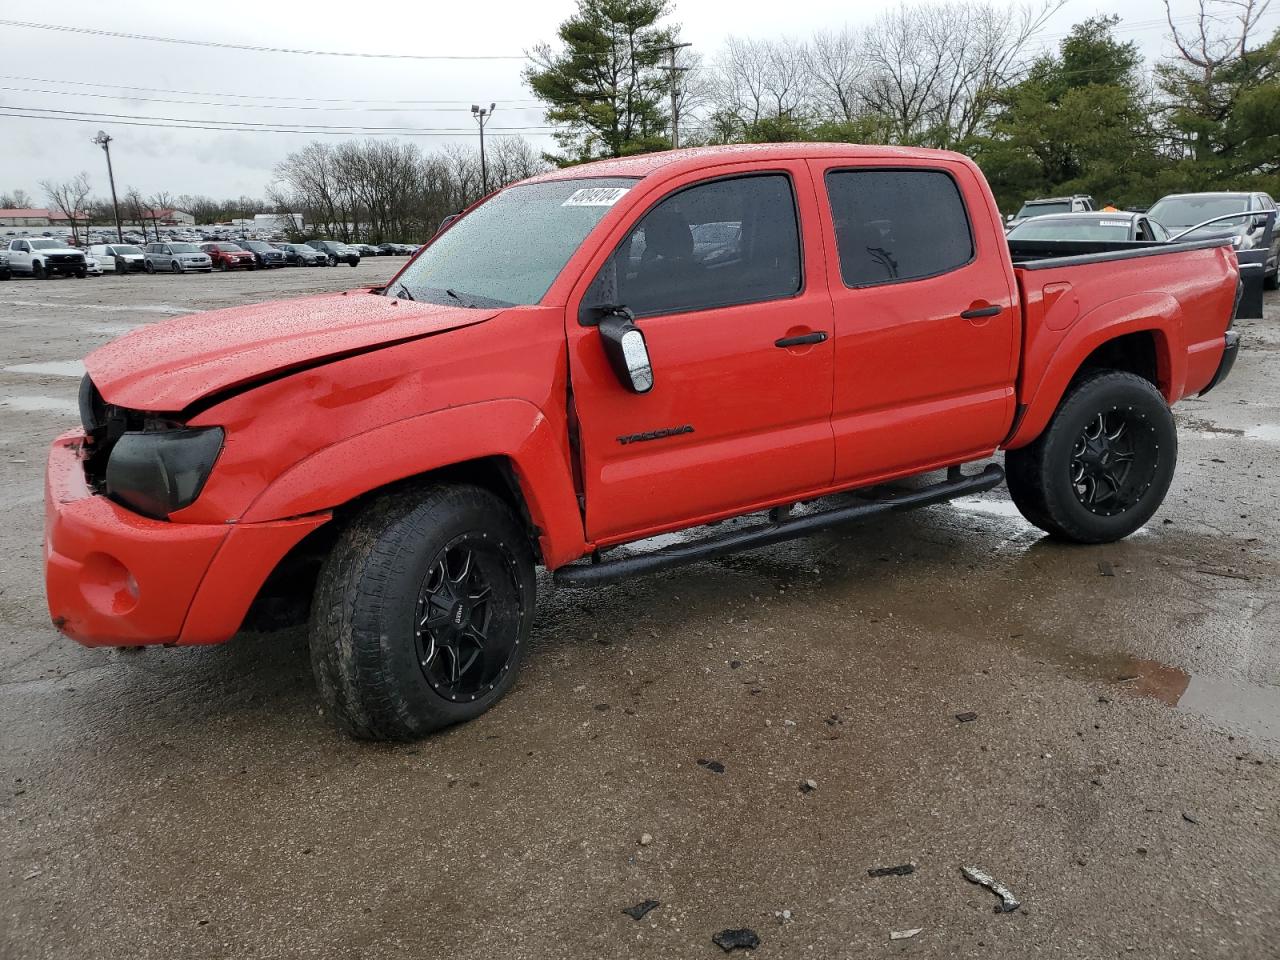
(562, 187, 630, 207)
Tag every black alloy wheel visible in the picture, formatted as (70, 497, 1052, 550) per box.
(413, 535, 524, 703)
(1069, 408, 1159, 517)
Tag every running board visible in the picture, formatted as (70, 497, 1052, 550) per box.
(553, 463, 1005, 588)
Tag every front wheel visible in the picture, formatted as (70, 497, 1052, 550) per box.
(1006, 371, 1176, 543)
(1265, 268, 1278, 291)
(309, 484, 536, 741)
(170, 261, 182, 274)
(33, 261, 47, 280)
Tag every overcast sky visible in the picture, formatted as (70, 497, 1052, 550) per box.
(0, 0, 1275, 204)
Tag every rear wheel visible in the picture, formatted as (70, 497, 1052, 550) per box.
(1006, 371, 1176, 543)
(309, 484, 536, 741)
(144, 260, 155, 274)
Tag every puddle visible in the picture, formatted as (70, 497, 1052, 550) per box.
(3, 360, 86, 378)
(1245, 424, 1280, 442)
(1116, 658, 1280, 746)
(948, 495, 1030, 522)
(1, 394, 78, 415)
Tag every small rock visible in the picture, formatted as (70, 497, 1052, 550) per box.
(573, 684, 586, 693)
(799, 779, 818, 794)
(639, 833, 653, 846)
(890, 928, 923, 940)
(712, 928, 760, 952)
(730, 660, 742, 669)
(1182, 812, 1200, 825)
(955, 711, 979, 723)
(783, 719, 797, 728)
(622, 899, 660, 921)
(594, 703, 611, 712)
(868, 863, 915, 878)
(774, 909, 792, 925)
(697, 758, 726, 774)
(1097, 560, 1116, 577)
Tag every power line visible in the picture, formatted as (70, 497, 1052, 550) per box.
(0, 85, 546, 114)
(0, 19, 530, 60)
(0, 109, 550, 138)
(0, 74, 544, 105)
(0, 105, 558, 135)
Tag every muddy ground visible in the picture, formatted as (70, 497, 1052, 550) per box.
(1, 262, 1277, 959)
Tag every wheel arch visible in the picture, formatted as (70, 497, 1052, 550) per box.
(1008, 312, 1179, 450)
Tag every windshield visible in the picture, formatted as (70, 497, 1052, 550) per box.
(1147, 196, 1249, 230)
(29, 238, 66, 250)
(242, 241, 269, 251)
(170, 243, 199, 253)
(214, 243, 243, 252)
(1015, 201, 1072, 218)
(392, 177, 638, 306)
(1008, 218, 1133, 241)
(113, 245, 143, 255)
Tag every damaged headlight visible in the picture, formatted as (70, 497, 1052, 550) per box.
(105, 427, 224, 519)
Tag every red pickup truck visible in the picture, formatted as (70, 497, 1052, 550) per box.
(45, 144, 1249, 740)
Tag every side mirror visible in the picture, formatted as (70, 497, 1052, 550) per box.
(597, 307, 654, 394)
(1005, 213, 1014, 223)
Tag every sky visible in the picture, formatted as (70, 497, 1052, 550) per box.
(0, 0, 1275, 205)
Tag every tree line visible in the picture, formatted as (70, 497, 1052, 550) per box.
(526, 0, 1280, 212)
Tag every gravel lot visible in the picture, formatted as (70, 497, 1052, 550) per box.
(1, 263, 1278, 959)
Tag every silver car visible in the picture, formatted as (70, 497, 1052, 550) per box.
(144, 242, 213, 274)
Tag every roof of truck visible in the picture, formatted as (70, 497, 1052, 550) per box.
(522, 143, 970, 184)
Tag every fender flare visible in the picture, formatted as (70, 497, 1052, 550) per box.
(1006, 293, 1180, 449)
(240, 398, 589, 569)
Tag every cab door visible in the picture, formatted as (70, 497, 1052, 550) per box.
(809, 159, 1018, 483)
(566, 163, 836, 545)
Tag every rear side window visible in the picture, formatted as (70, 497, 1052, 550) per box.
(604, 174, 802, 318)
(827, 169, 974, 287)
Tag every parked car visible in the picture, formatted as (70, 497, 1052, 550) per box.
(84, 253, 104, 276)
(200, 242, 256, 271)
(87, 244, 147, 274)
(1005, 194, 1095, 231)
(1005, 211, 1170, 243)
(236, 239, 287, 269)
(48, 144, 1252, 741)
(5, 237, 87, 278)
(144, 242, 213, 273)
(376, 243, 399, 256)
(0, 252, 10, 280)
(306, 239, 360, 266)
(352, 243, 380, 258)
(278, 243, 327, 266)
(1147, 192, 1279, 289)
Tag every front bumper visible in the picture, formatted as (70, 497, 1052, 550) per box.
(45, 432, 329, 647)
(1199, 330, 1240, 396)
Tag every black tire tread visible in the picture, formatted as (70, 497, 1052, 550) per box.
(309, 484, 533, 741)
(1005, 370, 1175, 543)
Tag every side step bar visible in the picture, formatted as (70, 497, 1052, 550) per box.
(553, 463, 1005, 588)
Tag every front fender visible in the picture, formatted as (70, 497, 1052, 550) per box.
(240, 398, 589, 569)
(1007, 292, 1179, 449)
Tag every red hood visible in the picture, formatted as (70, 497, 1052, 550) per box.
(86, 291, 499, 410)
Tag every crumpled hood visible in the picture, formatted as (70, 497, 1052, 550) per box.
(86, 290, 499, 410)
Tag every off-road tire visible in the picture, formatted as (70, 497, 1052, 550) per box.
(33, 261, 46, 280)
(1265, 268, 1278, 291)
(309, 484, 536, 741)
(1005, 371, 1176, 543)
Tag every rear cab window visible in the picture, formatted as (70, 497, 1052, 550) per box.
(824, 169, 974, 287)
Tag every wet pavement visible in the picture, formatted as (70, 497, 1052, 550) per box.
(1, 266, 1278, 959)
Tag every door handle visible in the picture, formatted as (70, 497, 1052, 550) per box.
(960, 304, 1002, 320)
(775, 331, 828, 348)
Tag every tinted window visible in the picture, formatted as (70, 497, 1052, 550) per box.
(599, 174, 801, 318)
(826, 169, 973, 287)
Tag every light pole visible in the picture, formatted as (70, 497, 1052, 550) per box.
(93, 130, 123, 243)
(471, 103, 496, 195)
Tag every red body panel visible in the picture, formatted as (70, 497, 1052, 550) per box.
(44, 144, 1241, 649)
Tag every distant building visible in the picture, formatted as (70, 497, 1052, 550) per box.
(0, 208, 52, 227)
(143, 208, 195, 226)
(254, 213, 303, 232)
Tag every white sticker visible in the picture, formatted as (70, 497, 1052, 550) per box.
(1099, 221, 1130, 228)
(562, 186, 630, 207)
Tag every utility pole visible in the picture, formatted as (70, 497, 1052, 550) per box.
(93, 130, 123, 243)
(471, 103, 496, 195)
(656, 42, 691, 149)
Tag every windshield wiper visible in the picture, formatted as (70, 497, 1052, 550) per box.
(444, 288, 475, 308)
(392, 282, 415, 301)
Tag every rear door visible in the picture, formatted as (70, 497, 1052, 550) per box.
(809, 159, 1018, 484)
(567, 163, 836, 544)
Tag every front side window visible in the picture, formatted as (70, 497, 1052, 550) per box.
(597, 173, 802, 318)
(826, 169, 974, 287)
(392, 176, 638, 307)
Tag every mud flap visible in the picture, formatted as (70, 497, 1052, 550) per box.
(1235, 210, 1274, 321)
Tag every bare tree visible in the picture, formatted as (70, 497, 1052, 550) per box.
(0, 188, 35, 209)
(40, 173, 93, 245)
